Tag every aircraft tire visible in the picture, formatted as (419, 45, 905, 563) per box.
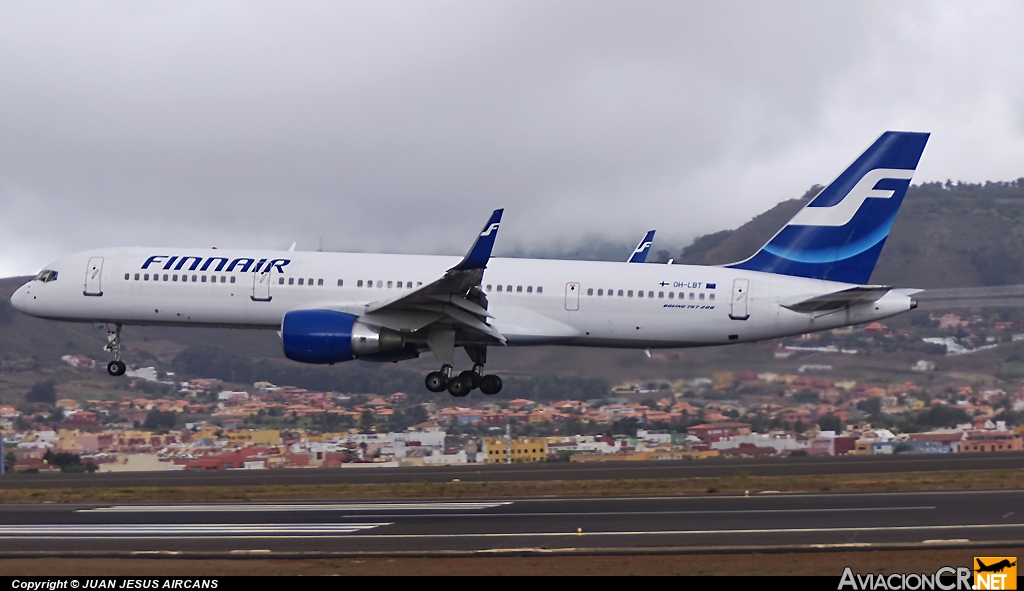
(479, 374, 502, 395)
(425, 371, 448, 393)
(459, 370, 480, 390)
(107, 360, 127, 377)
(447, 375, 472, 397)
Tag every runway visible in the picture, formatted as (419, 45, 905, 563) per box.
(1, 490, 1022, 557)
(3, 451, 1023, 489)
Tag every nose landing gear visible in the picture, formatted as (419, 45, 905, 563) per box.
(104, 324, 127, 377)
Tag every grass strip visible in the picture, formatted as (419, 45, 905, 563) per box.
(0, 468, 1021, 503)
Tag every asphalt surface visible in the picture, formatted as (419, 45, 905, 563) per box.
(1, 452, 1022, 489)
(0, 491, 1021, 557)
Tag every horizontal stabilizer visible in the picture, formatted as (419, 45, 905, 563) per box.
(782, 285, 892, 313)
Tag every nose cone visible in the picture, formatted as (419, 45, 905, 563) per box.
(11, 283, 28, 313)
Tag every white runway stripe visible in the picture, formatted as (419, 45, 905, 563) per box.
(79, 502, 511, 513)
(0, 523, 390, 537)
(343, 522, 1024, 540)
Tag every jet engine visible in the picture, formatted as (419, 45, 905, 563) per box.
(281, 309, 405, 364)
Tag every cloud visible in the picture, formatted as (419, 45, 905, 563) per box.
(1, 1, 1022, 276)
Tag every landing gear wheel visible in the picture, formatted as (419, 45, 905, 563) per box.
(107, 360, 127, 377)
(425, 371, 448, 393)
(447, 375, 473, 397)
(459, 370, 480, 390)
(479, 374, 502, 395)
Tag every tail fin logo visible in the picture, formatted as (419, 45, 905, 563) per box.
(789, 168, 915, 228)
(480, 223, 500, 237)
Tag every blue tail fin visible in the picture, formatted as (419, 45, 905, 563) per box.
(628, 230, 656, 263)
(727, 131, 929, 284)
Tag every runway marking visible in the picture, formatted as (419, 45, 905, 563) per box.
(236, 505, 935, 519)
(330, 522, 1024, 540)
(79, 502, 511, 513)
(0, 523, 391, 537)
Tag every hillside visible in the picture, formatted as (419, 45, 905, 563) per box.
(675, 180, 1024, 288)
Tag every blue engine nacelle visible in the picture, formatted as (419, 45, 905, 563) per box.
(281, 309, 406, 364)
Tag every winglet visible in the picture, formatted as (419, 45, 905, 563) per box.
(453, 209, 503, 270)
(628, 230, 656, 263)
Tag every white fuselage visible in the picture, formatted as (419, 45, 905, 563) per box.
(11, 246, 915, 351)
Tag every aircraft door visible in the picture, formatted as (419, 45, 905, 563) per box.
(252, 265, 273, 302)
(84, 257, 104, 296)
(729, 278, 749, 320)
(565, 282, 580, 311)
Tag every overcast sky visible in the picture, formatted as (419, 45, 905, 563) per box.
(2, 1, 1023, 276)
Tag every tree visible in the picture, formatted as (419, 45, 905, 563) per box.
(143, 410, 177, 430)
(4, 451, 15, 471)
(26, 381, 56, 405)
(817, 415, 842, 433)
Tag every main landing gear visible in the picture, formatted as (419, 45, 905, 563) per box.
(104, 323, 127, 377)
(425, 364, 502, 397)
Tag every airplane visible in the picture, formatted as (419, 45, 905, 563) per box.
(976, 558, 1016, 574)
(11, 131, 929, 398)
(628, 230, 656, 263)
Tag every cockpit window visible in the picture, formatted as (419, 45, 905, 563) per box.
(34, 270, 58, 283)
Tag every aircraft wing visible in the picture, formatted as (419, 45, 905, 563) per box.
(628, 230, 656, 263)
(782, 285, 893, 313)
(363, 209, 506, 343)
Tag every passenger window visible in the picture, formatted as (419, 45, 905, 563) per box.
(668, 292, 674, 299)
(527, 286, 533, 293)
(658, 291, 664, 298)
(278, 278, 284, 285)
(516, 286, 522, 292)
(587, 288, 593, 296)
(648, 291, 654, 298)
(173, 275, 179, 282)
(317, 279, 323, 286)
(638, 290, 643, 298)
(377, 280, 382, 288)
(337, 279, 343, 286)
(689, 293, 695, 300)
(357, 280, 363, 287)
(618, 289, 624, 296)
(497, 285, 503, 292)
(367, 279, 373, 287)
(230, 276, 236, 284)
(308, 278, 313, 286)
(607, 289, 613, 296)
(289, 278, 295, 285)
(709, 293, 715, 301)
(300, 278, 306, 285)
(486, 284, 492, 291)
(417, 282, 423, 286)
(134, 274, 140, 280)
(699, 293, 705, 300)
(506, 285, 512, 292)
(124, 273, 129, 280)
(387, 281, 393, 288)
(537, 286, 542, 293)
(202, 276, 207, 283)
(221, 276, 226, 283)
(192, 275, 197, 282)
(628, 290, 633, 297)
(597, 289, 603, 296)
(144, 274, 149, 280)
